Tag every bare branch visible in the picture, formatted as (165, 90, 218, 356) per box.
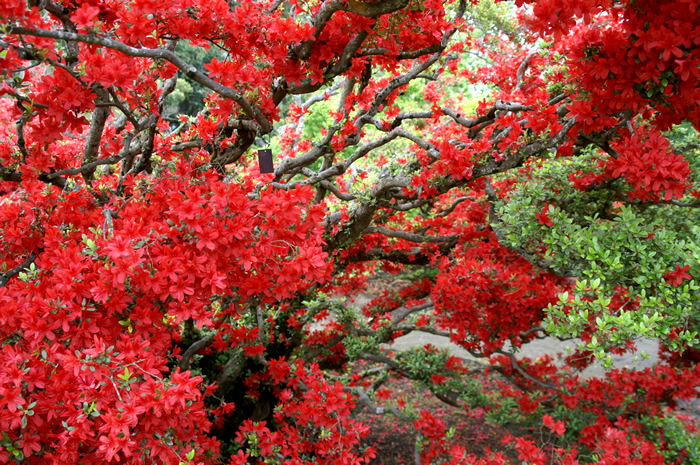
(171, 140, 203, 152)
(47, 154, 124, 179)
(41, 0, 80, 59)
(216, 348, 245, 395)
(394, 325, 450, 338)
(107, 87, 141, 131)
(293, 0, 346, 60)
(130, 126, 156, 175)
(0, 166, 22, 183)
(294, 0, 409, 61)
(361, 353, 413, 376)
(471, 117, 577, 180)
(364, 52, 443, 119)
(515, 51, 538, 91)
(519, 326, 548, 338)
(390, 301, 433, 325)
(211, 126, 257, 167)
(179, 333, 215, 371)
(388, 111, 432, 129)
(318, 179, 356, 201)
(303, 81, 342, 109)
(82, 86, 112, 182)
(326, 29, 372, 76)
(367, 225, 458, 244)
(15, 114, 30, 162)
(437, 196, 474, 217)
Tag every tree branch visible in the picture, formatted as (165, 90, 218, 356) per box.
(216, 348, 245, 395)
(493, 349, 561, 393)
(515, 51, 538, 91)
(179, 333, 215, 372)
(0, 250, 40, 288)
(391, 302, 433, 325)
(367, 225, 458, 245)
(9, 26, 272, 133)
(82, 86, 111, 182)
(347, 385, 410, 420)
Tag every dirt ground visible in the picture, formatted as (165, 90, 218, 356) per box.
(353, 376, 519, 465)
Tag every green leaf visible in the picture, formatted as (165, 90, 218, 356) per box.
(117, 367, 131, 381)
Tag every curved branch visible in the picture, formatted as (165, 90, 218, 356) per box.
(9, 26, 272, 133)
(82, 86, 112, 182)
(47, 153, 124, 179)
(326, 29, 372, 76)
(360, 353, 413, 377)
(515, 51, 538, 91)
(391, 302, 433, 325)
(179, 333, 215, 371)
(437, 196, 473, 217)
(364, 51, 443, 119)
(493, 349, 561, 393)
(367, 225, 458, 244)
(294, 0, 409, 61)
(393, 324, 451, 340)
(471, 117, 577, 179)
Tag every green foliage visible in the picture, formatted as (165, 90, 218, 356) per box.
(666, 121, 700, 174)
(493, 154, 700, 360)
(1, 432, 24, 462)
(395, 347, 495, 412)
(484, 395, 528, 429)
(638, 414, 700, 465)
(464, 0, 524, 43)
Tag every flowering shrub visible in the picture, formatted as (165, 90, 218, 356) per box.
(0, 0, 698, 463)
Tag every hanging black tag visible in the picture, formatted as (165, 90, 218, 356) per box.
(257, 149, 274, 174)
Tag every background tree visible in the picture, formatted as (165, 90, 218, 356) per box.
(0, 0, 698, 463)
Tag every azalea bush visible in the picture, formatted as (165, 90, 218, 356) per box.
(1, 0, 699, 463)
